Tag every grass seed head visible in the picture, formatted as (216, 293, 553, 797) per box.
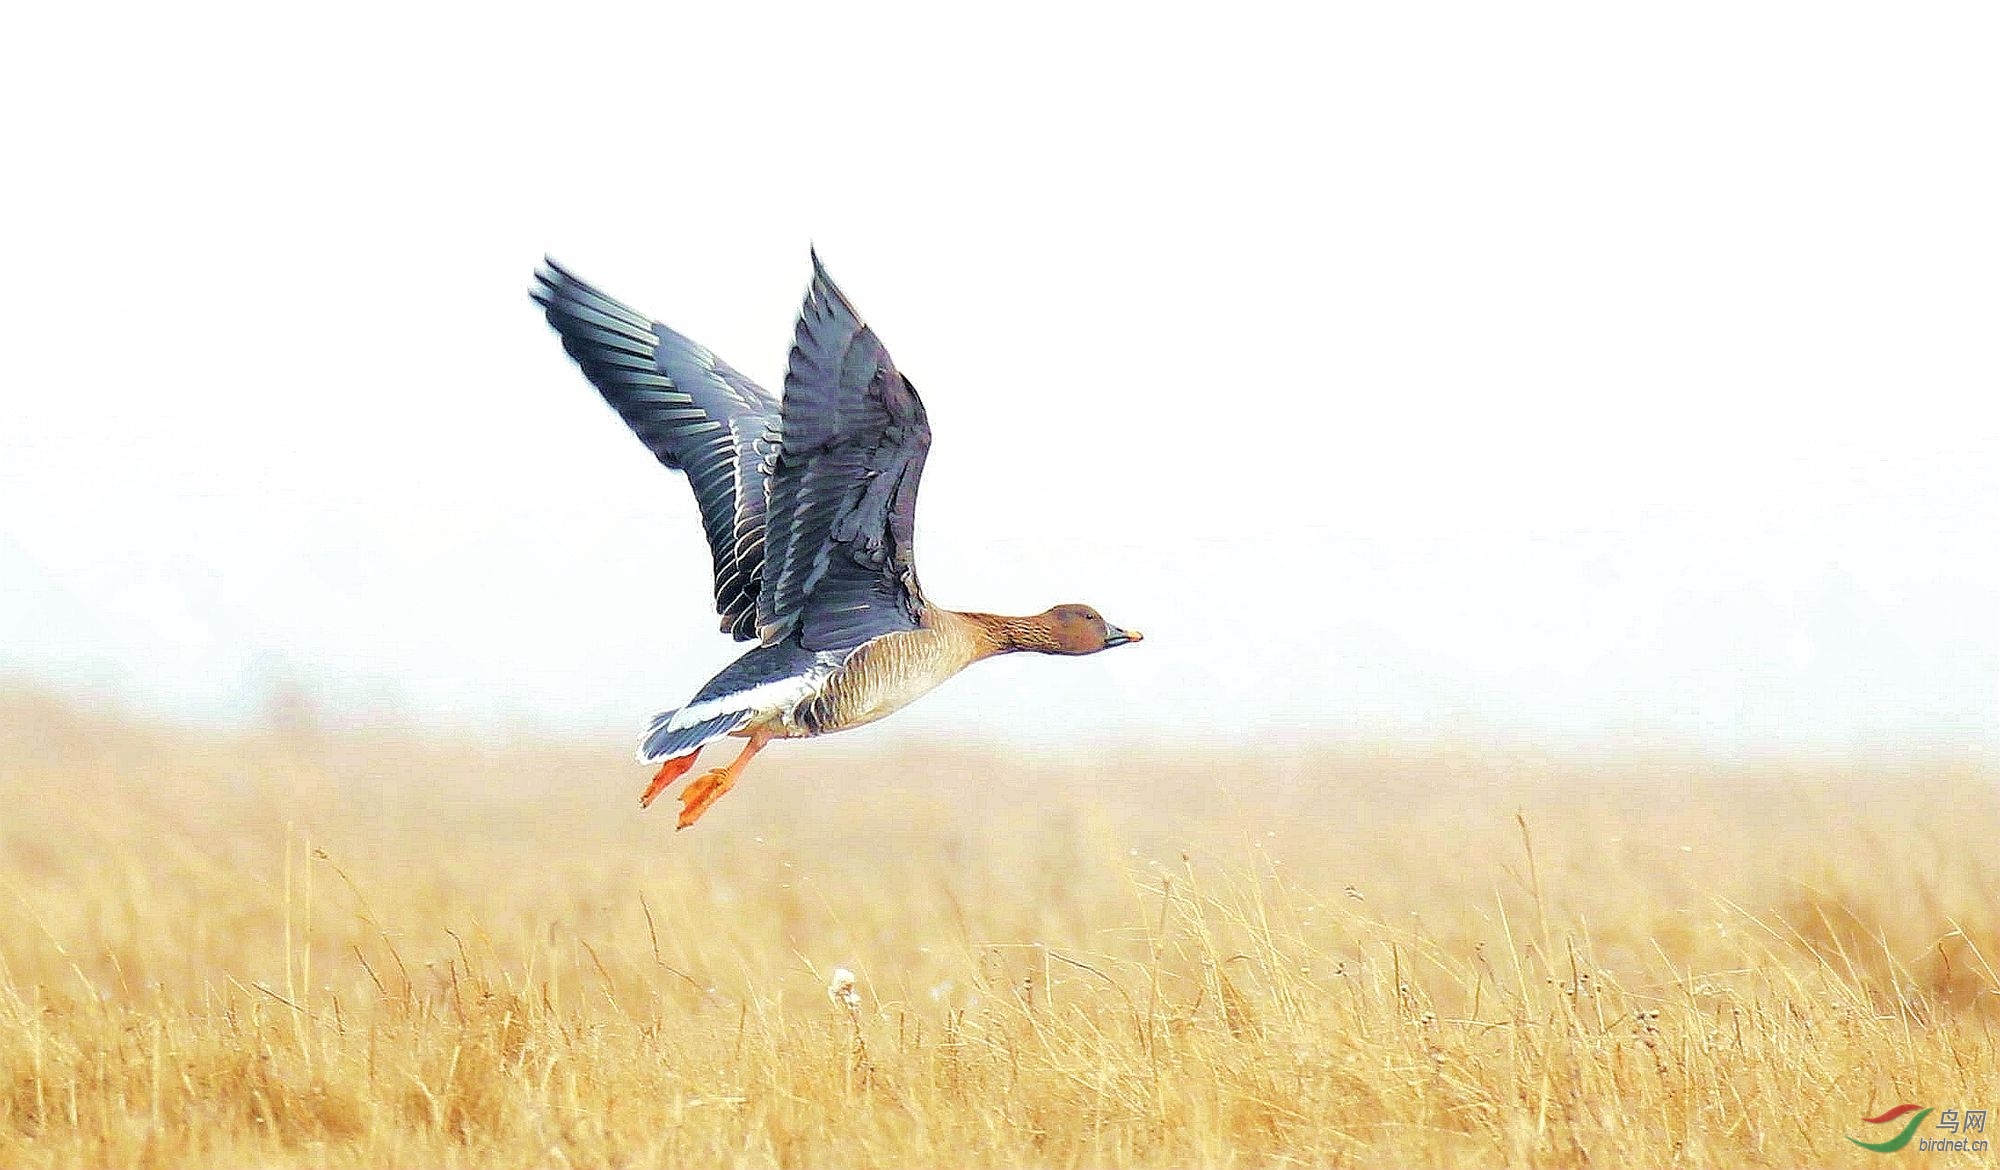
(828, 967, 860, 1011)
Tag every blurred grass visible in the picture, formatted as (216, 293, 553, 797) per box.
(1, 686, 1997, 1167)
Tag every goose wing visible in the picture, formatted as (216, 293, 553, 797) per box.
(758, 252, 933, 649)
(532, 259, 778, 640)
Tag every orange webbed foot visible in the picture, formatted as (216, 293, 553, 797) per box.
(670, 730, 771, 830)
(640, 751, 700, 809)
(676, 768, 738, 830)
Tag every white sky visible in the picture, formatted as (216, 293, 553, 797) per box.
(3, 3, 1996, 753)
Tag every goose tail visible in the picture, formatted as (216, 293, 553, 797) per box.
(638, 710, 749, 764)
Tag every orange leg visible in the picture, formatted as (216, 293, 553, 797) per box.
(640, 750, 700, 809)
(676, 731, 772, 830)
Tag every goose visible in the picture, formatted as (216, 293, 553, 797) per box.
(531, 252, 1142, 829)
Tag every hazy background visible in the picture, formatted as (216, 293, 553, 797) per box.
(3, 3, 1995, 754)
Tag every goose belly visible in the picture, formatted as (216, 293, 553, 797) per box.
(794, 628, 972, 736)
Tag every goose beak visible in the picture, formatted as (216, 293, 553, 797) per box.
(1104, 624, 1143, 647)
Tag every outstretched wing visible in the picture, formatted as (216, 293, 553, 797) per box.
(532, 259, 779, 640)
(758, 252, 932, 649)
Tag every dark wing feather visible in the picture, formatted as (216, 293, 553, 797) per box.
(531, 259, 779, 640)
(759, 252, 932, 649)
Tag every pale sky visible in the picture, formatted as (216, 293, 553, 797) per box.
(4, 3, 1996, 753)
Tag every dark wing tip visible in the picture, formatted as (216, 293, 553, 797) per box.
(805, 247, 863, 321)
(531, 255, 595, 300)
(530, 255, 575, 308)
(531, 261, 656, 337)
(538, 255, 584, 288)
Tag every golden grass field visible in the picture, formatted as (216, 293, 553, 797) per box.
(2, 687, 1997, 1168)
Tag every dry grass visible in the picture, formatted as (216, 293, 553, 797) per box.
(1, 687, 1997, 1167)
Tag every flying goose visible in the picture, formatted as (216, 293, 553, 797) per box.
(531, 253, 1141, 828)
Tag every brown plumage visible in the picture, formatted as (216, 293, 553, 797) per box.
(534, 253, 1142, 829)
(794, 606, 1139, 737)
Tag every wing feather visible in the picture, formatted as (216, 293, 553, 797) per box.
(532, 259, 779, 640)
(758, 252, 933, 649)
